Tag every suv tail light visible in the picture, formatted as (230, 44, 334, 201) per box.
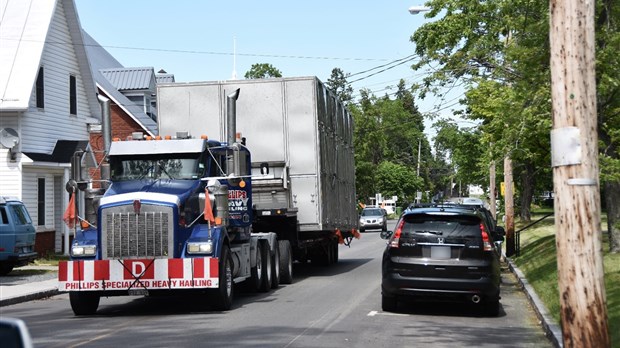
(390, 220, 405, 248)
(480, 223, 493, 251)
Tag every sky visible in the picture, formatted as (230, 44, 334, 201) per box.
(74, 1, 466, 138)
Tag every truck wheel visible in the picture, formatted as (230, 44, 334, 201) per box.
(0, 262, 14, 276)
(271, 242, 280, 289)
(257, 240, 272, 292)
(247, 241, 264, 292)
(310, 243, 331, 266)
(278, 240, 293, 284)
(212, 245, 233, 311)
(70, 292, 100, 315)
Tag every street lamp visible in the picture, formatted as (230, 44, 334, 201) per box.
(408, 5, 431, 15)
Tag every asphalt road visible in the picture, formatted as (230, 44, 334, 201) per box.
(0, 220, 553, 348)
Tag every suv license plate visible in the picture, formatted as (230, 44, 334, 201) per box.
(431, 246, 451, 259)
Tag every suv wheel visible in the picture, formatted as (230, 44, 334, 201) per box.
(484, 299, 500, 317)
(382, 293, 397, 312)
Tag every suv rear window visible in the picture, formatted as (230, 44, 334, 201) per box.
(401, 213, 482, 238)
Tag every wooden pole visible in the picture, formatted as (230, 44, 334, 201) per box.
(490, 160, 496, 219)
(504, 156, 515, 256)
(549, 0, 610, 346)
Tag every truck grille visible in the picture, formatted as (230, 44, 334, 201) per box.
(101, 204, 174, 259)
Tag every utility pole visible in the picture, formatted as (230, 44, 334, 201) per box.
(504, 156, 515, 256)
(490, 160, 496, 219)
(550, 0, 609, 346)
(417, 138, 421, 177)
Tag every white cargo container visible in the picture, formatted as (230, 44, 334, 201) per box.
(157, 76, 357, 263)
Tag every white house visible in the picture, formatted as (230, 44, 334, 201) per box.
(0, 0, 100, 254)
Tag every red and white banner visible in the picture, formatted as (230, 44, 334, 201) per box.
(58, 258, 219, 291)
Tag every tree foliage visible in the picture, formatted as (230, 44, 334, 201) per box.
(350, 80, 433, 206)
(409, 0, 619, 249)
(244, 63, 282, 79)
(326, 68, 354, 104)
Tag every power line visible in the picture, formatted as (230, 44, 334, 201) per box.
(1, 37, 390, 62)
(348, 56, 418, 84)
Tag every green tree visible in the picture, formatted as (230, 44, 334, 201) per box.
(244, 63, 282, 79)
(411, 0, 618, 241)
(351, 84, 433, 205)
(376, 161, 423, 204)
(326, 68, 354, 104)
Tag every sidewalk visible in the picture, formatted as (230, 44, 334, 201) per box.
(0, 266, 60, 307)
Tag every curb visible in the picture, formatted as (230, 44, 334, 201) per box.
(505, 256, 563, 348)
(0, 288, 59, 307)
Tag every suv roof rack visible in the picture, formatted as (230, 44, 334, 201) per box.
(406, 202, 488, 212)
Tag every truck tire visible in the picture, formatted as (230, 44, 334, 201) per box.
(332, 239, 339, 264)
(278, 240, 293, 284)
(310, 243, 332, 267)
(271, 242, 280, 289)
(246, 241, 264, 292)
(257, 240, 272, 292)
(70, 292, 100, 315)
(211, 245, 233, 311)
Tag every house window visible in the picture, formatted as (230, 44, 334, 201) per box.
(69, 75, 77, 115)
(37, 178, 45, 226)
(36, 67, 44, 108)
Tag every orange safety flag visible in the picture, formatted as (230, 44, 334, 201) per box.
(335, 229, 344, 244)
(63, 193, 76, 228)
(203, 188, 215, 224)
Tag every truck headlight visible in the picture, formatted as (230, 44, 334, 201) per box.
(72, 245, 97, 256)
(187, 241, 213, 254)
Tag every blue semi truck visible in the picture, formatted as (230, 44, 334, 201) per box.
(60, 78, 358, 315)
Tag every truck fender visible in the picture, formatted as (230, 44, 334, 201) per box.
(250, 232, 278, 256)
(184, 224, 229, 258)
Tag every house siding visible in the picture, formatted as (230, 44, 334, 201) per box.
(0, 151, 24, 198)
(22, 166, 65, 255)
(0, 113, 22, 197)
(21, 0, 91, 155)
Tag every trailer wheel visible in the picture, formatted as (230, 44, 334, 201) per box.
(258, 240, 272, 292)
(271, 241, 281, 289)
(70, 292, 100, 316)
(278, 240, 293, 284)
(332, 239, 339, 264)
(211, 245, 233, 311)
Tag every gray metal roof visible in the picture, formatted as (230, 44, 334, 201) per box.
(156, 73, 175, 84)
(100, 67, 156, 91)
(82, 31, 158, 135)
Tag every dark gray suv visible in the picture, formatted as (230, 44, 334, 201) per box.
(380, 206, 503, 316)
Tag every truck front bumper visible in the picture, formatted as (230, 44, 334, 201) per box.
(58, 258, 219, 292)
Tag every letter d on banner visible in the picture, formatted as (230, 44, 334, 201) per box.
(124, 260, 155, 280)
(132, 261, 146, 276)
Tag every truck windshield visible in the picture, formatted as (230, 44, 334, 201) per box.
(110, 153, 205, 181)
